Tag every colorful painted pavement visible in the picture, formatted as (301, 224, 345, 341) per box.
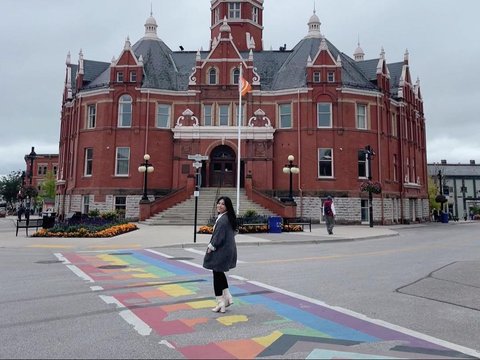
(56, 249, 478, 359)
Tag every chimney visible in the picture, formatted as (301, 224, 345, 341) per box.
(470, 160, 476, 165)
(441, 159, 447, 165)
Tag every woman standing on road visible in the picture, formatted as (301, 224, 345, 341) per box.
(203, 196, 237, 313)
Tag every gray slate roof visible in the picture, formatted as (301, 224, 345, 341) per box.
(74, 36, 406, 95)
(427, 164, 480, 177)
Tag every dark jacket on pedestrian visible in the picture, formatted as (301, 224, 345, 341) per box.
(203, 214, 237, 272)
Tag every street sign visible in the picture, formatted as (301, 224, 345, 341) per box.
(193, 162, 202, 169)
(194, 191, 199, 197)
(188, 154, 209, 162)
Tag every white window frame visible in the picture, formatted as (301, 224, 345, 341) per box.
(114, 196, 127, 217)
(82, 195, 90, 214)
(208, 68, 217, 85)
(229, 2, 241, 18)
(279, 103, 292, 129)
(87, 104, 96, 129)
(118, 95, 132, 127)
(214, 7, 220, 23)
(232, 68, 240, 85)
(356, 104, 367, 129)
(327, 71, 335, 82)
(156, 104, 171, 128)
(234, 103, 246, 126)
(218, 104, 230, 126)
(203, 104, 213, 126)
(252, 6, 259, 23)
(115, 147, 130, 176)
(116, 72, 124, 82)
(358, 150, 367, 178)
(317, 102, 332, 128)
(391, 113, 397, 137)
(84, 148, 93, 176)
(318, 148, 333, 178)
(129, 71, 137, 82)
(313, 72, 321, 83)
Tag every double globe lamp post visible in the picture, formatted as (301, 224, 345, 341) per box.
(138, 154, 154, 202)
(282, 155, 300, 202)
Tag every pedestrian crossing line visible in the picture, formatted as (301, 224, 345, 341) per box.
(58, 249, 480, 359)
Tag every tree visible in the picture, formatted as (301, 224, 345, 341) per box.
(38, 170, 56, 201)
(0, 171, 22, 210)
(427, 177, 440, 211)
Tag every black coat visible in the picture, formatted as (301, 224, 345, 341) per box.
(203, 214, 237, 272)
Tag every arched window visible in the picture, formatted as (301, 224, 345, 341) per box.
(232, 68, 240, 85)
(208, 68, 217, 85)
(118, 95, 132, 127)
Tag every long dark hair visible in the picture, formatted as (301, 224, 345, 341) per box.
(217, 196, 237, 231)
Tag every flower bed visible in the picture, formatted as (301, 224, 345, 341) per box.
(197, 223, 302, 234)
(32, 223, 138, 238)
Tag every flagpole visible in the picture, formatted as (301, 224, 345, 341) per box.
(236, 64, 242, 216)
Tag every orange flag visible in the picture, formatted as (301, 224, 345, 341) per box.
(240, 76, 252, 97)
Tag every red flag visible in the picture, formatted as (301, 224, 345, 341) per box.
(239, 76, 252, 97)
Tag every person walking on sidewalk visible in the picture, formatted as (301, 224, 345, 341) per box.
(203, 196, 237, 313)
(323, 196, 336, 235)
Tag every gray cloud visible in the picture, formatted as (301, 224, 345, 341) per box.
(1, 0, 479, 176)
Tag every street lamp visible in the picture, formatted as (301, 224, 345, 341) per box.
(364, 145, 375, 228)
(138, 154, 154, 201)
(282, 155, 300, 202)
(24, 147, 37, 220)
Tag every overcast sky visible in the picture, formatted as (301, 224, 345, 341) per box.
(1, 0, 479, 176)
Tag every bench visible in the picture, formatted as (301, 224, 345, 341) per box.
(16, 218, 43, 236)
(283, 217, 312, 232)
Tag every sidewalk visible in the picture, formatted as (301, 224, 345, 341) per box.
(2, 216, 476, 251)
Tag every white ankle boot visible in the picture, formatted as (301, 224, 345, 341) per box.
(223, 288, 233, 307)
(211, 296, 226, 313)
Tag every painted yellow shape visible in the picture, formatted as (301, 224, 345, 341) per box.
(159, 284, 193, 297)
(253, 330, 283, 347)
(122, 267, 146, 273)
(98, 254, 128, 266)
(217, 315, 248, 326)
(89, 244, 141, 249)
(132, 273, 157, 279)
(28, 245, 74, 249)
(188, 300, 216, 309)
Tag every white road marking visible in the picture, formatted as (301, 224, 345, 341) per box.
(159, 339, 176, 349)
(183, 247, 246, 263)
(99, 295, 152, 336)
(53, 252, 70, 264)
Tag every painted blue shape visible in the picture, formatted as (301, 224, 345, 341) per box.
(243, 294, 379, 343)
(129, 251, 199, 276)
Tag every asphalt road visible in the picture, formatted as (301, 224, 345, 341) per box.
(0, 220, 479, 358)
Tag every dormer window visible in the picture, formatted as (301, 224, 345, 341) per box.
(313, 72, 321, 83)
(116, 72, 124, 82)
(129, 71, 137, 82)
(327, 72, 335, 82)
(229, 2, 241, 19)
(252, 6, 259, 23)
(208, 68, 217, 85)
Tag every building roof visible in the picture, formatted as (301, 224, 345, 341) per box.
(72, 12, 410, 96)
(427, 164, 480, 177)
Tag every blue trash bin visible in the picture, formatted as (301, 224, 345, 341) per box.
(440, 213, 449, 223)
(268, 216, 282, 233)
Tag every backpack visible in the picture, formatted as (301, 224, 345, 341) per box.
(324, 200, 333, 216)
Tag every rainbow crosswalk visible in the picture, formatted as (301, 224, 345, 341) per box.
(57, 249, 478, 359)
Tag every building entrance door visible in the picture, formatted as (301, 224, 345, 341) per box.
(210, 145, 235, 187)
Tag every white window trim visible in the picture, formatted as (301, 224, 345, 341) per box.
(84, 148, 93, 177)
(229, 2, 241, 19)
(218, 104, 230, 126)
(318, 148, 334, 178)
(87, 104, 96, 129)
(203, 104, 213, 126)
(118, 95, 132, 128)
(156, 103, 172, 128)
(115, 147, 130, 176)
(317, 102, 332, 128)
(208, 67, 218, 85)
(358, 150, 367, 179)
(278, 103, 292, 129)
(356, 104, 368, 130)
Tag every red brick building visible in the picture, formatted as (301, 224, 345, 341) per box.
(57, 0, 428, 224)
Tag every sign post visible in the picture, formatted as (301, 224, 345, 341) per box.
(188, 154, 209, 243)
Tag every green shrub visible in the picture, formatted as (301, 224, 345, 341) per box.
(243, 209, 258, 218)
(88, 209, 100, 217)
(101, 211, 118, 221)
